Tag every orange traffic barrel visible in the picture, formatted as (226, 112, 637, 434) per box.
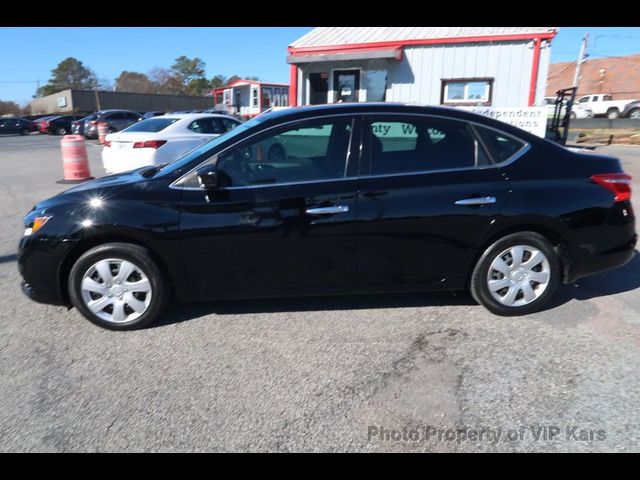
(97, 121, 109, 144)
(57, 135, 94, 184)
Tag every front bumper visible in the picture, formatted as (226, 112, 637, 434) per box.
(18, 235, 76, 305)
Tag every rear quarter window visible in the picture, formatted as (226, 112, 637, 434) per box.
(474, 126, 526, 164)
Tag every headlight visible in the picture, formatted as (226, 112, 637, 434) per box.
(24, 216, 51, 236)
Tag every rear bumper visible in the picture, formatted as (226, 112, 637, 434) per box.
(102, 147, 156, 174)
(566, 233, 637, 283)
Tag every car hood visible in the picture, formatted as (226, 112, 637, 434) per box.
(60, 167, 153, 194)
(29, 167, 156, 212)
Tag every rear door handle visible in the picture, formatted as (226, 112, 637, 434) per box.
(306, 205, 350, 215)
(454, 196, 497, 206)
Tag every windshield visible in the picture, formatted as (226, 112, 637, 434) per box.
(123, 117, 179, 133)
(157, 116, 262, 176)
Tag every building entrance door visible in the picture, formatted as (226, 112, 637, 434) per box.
(309, 72, 329, 105)
(333, 70, 360, 103)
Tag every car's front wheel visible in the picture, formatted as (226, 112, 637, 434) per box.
(68, 243, 169, 330)
(56, 127, 67, 135)
(470, 232, 560, 316)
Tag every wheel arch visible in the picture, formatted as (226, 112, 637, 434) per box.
(58, 233, 176, 305)
(466, 223, 572, 288)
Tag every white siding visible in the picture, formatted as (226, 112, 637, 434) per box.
(386, 42, 536, 107)
(535, 41, 552, 106)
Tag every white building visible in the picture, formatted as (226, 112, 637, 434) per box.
(287, 27, 557, 109)
(212, 79, 289, 119)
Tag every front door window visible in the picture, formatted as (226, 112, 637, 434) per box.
(217, 117, 354, 187)
(333, 70, 360, 103)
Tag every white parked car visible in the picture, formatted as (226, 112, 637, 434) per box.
(544, 97, 593, 119)
(102, 114, 242, 174)
(576, 94, 636, 119)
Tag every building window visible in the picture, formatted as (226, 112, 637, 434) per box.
(252, 88, 258, 108)
(273, 88, 281, 107)
(442, 79, 493, 106)
(364, 69, 387, 102)
(262, 88, 273, 109)
(223, 90, 230, 106)
(282, 89, 288, 106)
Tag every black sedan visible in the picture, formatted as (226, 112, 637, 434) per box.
(18, 103, 637, 330)
(0, 117, 37, 135)
(44, 114, 86, 135)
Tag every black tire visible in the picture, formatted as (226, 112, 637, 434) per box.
(19, 128, 30, 136)
(68, 243, 169, 330)
(628, 108, 640, 120)
(470, 232, 560, 316)
(569, 112, 576, 119)
(56, 127, 67, 135)
(607, 108, 620, 119)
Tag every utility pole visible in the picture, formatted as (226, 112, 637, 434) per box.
(94, 88, 101, 111)
(573, 33, 589, 89)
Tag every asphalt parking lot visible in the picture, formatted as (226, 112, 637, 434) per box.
(0, 133, 639, 452)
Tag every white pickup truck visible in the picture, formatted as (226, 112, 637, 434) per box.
(576, 94, 636, 119)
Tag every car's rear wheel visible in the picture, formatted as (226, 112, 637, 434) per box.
(470, 232, 560, 316)
(68, 243, 169, 330)
(56, 127, 67, 135)
(607, 108, 620, 119)
(629, 109, 640, 120)
(19, 128, 30, 136)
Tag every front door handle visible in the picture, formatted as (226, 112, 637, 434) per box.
(454, 196, 497, 206)
(306, 205, 350, 215)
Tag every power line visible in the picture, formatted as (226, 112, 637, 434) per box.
(548, 63, 576, 81)
(0, 80, 39, 84)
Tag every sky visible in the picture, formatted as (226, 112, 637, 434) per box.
(1, 26, 639, 106)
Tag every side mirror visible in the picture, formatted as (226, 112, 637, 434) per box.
(196, 164, 218, 190)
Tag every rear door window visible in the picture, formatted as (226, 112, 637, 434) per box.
(365, 116, 476, 175)
(188, 118, 225, 134)
(220, 118, 240, 131)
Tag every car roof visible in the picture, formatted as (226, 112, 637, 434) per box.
(97, 109, 139, 114)
(159, 113, 241, 121)
(254, 103, 541, 141)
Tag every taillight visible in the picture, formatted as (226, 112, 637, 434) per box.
(103, 140, 111, 147)
(132, 140, 167, 149)
(591, 173, 632, 202)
